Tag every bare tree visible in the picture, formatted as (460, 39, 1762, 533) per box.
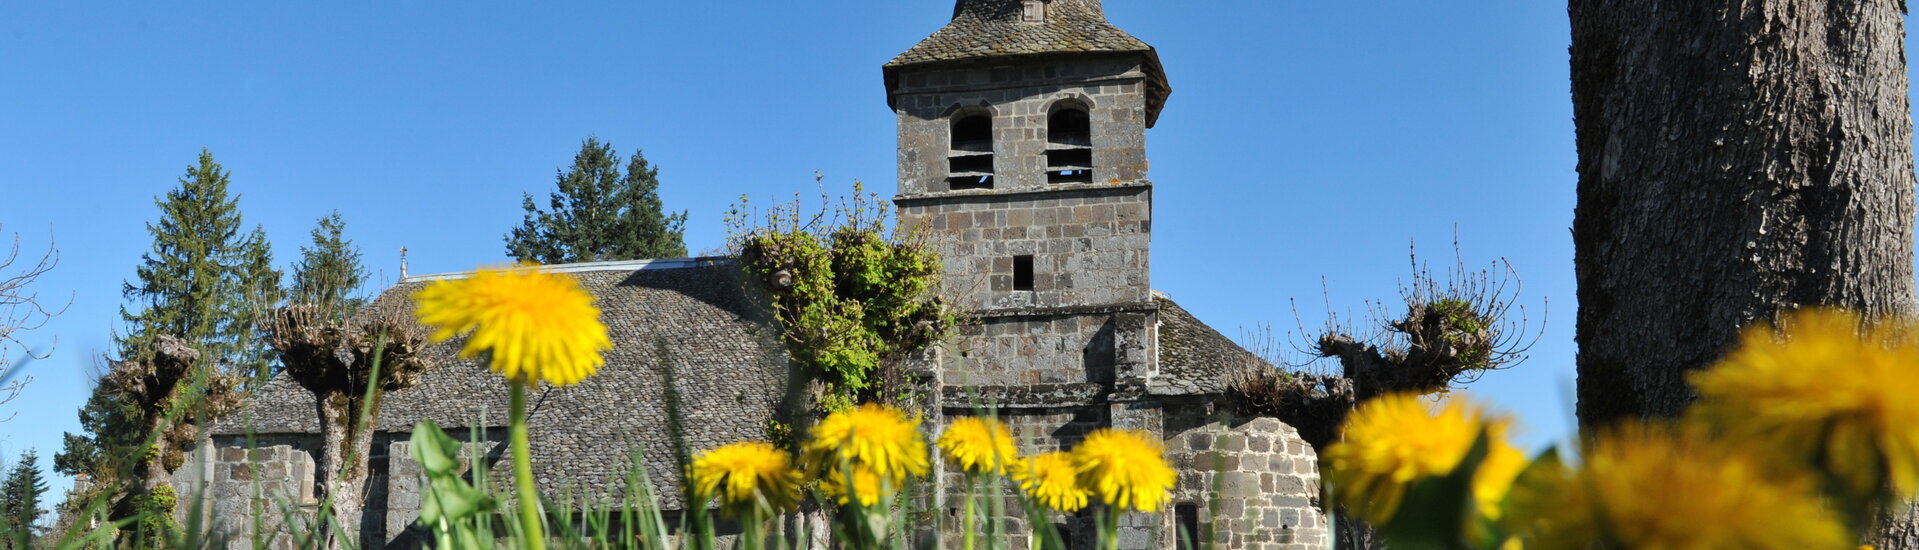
(0, 228, 71, 417)
(1229, 245, 1540, 549)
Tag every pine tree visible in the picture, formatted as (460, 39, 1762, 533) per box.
(289, 211, 366, 318)
(505, 137, 689, 264)
(1, 449, 47, 550)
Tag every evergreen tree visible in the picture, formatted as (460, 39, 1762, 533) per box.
(59, 150, 275, 538)
(505, 137, 688, 263)
(236, 226, 284, 377)
(1, 449, 46, 549)
(117, 148, 281, 373)
(289, 211, 366, 318)
(52, 385, 139, 481)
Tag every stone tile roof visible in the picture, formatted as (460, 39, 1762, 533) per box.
(886, 0, 1153, 67)
(884, 0, 1171, 126)
(1150, 293, 1267, 395)
(211, 260, 790, 508)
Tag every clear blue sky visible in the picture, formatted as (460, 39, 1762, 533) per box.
(3, 1, 1611, 502)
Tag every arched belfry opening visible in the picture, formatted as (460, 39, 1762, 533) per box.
(948, 113, 995, 190)
(1046, 102, 1093, 183)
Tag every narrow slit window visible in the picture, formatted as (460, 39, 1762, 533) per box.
(1176, 503, 1201, 547)
(1047, 106, 1093, 184)
(1013, 255, 1035, 291)
(948, 114, 995, 190)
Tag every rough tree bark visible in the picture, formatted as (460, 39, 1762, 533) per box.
(268, 304, 428, 550)
(104, 336, 240, 497)
(1570, 0, 1918, 545)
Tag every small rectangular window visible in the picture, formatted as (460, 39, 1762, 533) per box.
(1013, 255, 1034, 291)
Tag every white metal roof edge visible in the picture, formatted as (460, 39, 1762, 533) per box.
(399, 256, 734, 283)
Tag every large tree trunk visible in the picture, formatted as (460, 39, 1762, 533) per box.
(314, 391, 365, 550)
(1570, 0, 1918, 545)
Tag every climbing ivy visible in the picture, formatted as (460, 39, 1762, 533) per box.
(727, 180, 956, 411)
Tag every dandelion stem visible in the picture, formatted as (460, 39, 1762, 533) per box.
(963, 474, 977, 550)
(510, 382, 546, 550)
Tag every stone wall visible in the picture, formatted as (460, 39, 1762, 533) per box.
(1164, 417, 1328, 550)
(898, 187, 1152, 313)
(891, 55, 1152, 194)
(172, 440, 319, 550)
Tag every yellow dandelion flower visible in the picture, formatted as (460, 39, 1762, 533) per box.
(1472, 441, 1526, 521)
(1323, 392, 1512, 523)
(803, 403, 930, 483)
(939, 416, 1019, 476)
(1690, 308, 1919, 501)
(1013, 451, 1089, 512)
(1514, 423, 1850, 550)
(820, 464, 890, 507)
(1072, 428, 1176, 513)
(412, 265, 611, 387)
(689, 442, 801, 518)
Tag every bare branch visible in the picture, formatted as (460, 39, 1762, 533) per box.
(0, 226, 72, 367)
(0, 375, 29, 424)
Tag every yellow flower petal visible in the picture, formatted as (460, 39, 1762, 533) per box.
(689, 441, 802, 518)
(1690, 308, 1919, 501)
(1071, 428, 1176, 513)
(938, 416, 1019, 476)
(412, 265, 611, 387)
(1323, 393, 1508, 524)
(1512, 423, 1850, 550)
(802, 403, 930, 485)
(1013, 451, 1089, 513)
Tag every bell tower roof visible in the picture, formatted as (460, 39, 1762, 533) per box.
(884, 0, 1171, 126)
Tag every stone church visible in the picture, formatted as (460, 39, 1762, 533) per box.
(177, 1, 1327, 549)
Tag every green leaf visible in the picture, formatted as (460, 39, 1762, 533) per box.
(409, 420, 462, 476)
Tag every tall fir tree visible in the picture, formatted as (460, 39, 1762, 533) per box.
(236, 226, 284, 379)
(117, 149, 282, 372)
(1, 449, 46, 550)
(58, 150, 277, 531)
(289, 211, 366, 319)
(505, 137, 688, 263)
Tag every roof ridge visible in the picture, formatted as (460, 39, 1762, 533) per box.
(400, 256, 733, 283)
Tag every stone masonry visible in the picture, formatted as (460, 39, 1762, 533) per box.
(888, 1, 1327, 548)
(171, 441, 318, 550)
(1165, 418, 1329, 550)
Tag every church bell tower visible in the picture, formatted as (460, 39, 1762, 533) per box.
(886, 0, 1174, 547)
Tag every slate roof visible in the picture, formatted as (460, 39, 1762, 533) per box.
(884, 0, 1171, 126)
(211, 259, 790, 507)
(1150, 292, 1268, 395)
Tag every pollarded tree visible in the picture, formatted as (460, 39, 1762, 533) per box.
(1569, 0, 1917, 545)
(54, 335, 242, 546)
(265, 299, 430, 550)
(506, 137, 689, 264)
